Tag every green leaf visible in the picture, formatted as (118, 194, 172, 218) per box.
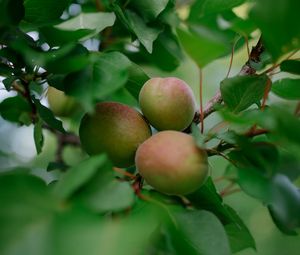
(51, 208, 158, 255)
(0, 63, 14, 76)
(277, 153, 300, 182)
(191, 123, 206, 148)
(189, 0, 246, 19)
(0, 47, 25, 69)
(126, 10, 163, 53)
(272, 78, 300, 100)
(53, 155, 108, 199)
(54, 154, 134, 213)
(224, 205, 256, 253)
(47, 161, 68, 172)
(2, 76, 18, 91)
(45, 44, 89, 74)
(177, 26, 230, 67)
(229, 141, 280, 176)
(250, 0, 300, 60)
(0, 0, 24, 27)
(143, 28, 183, 71)
(33, 117, 44, 154)
(105, 88, 138, 107)
(75, 161, 135, 213)
(225, 15, 256, 37)
(175, 210, 231, 255)
(24, 0, 71, 25)
(64, 52, 131, 111)
(158, 0, 179, 27)
(0, 172, 59, 255)
(238, 169, 300, 234)
(113, 4, 163, 53)
(57, 12, 115, 31)
(40, 27, 92, 46)
(41, 12, 116, 45)
(280, 60, 300, 75)
(0, 95, 32, 125)
(125, 62, 149, 100)
(267, 107, 300, 145)
(9, 39, 83, 71)
(0, 172, 162, 255)
(220, 74, 268, 112)
(187, 178, 256, 252)
(47, 74, 65, 91)
(220, 106, 300, 146)
(33, 98, 65, 133)
(187, 178, 231, 223)
(129, 0, 169, 21)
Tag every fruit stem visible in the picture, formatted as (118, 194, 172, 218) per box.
(221, 187, 241, 197)
(113, 167, 136, 179)
(131, 174, 144, 194)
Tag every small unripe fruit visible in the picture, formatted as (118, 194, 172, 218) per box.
(135, 131, 208, 195)
(79, 102, 151, 168)
(47, 86, 78, 117)
(139, 77, 196, 131)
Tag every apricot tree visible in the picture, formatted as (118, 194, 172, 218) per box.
(0, 0, 299, 255)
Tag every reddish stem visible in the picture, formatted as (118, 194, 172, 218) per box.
(226, 37, 240, 78)
(113, 167, 136, 179)
(131, 174, 144, 194)
(221, 188, 241, 197)
(199, 68, 204, 133)
(261, 78, 272, 110)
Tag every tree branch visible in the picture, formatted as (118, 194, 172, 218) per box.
(43, 124, 81, 165)
(206, 128, 269, 157)
(192, 36, 265, 127)
(20, 79, 38, 123)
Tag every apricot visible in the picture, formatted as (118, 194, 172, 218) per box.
(139, 77, 196, 131)
(79, 102, 151, 167)
(47, 86, 78, 117)
(135, 131, 208, 195)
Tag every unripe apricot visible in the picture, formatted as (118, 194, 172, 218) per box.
(139, 77, 196, 131)
(79, 102, 151, 168)
(47, 86, 78, 117)
(135, 131, 208, 195)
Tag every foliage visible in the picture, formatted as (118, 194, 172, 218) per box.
(0, 0, 299, 254)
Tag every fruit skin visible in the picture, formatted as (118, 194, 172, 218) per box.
(79, 102, 152, 168)
(139, 77, 196, 131)
(135, 130, 208, 195)
(47, 86, 78, 117)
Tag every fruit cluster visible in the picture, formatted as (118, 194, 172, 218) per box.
(79, 77, 209, 195)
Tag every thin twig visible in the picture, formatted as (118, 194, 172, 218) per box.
(95, 0, 105, 11)
(245, 36, 250, 58)
(21, 79, 38, 122)
(113, 167, 136, 179)
(264, 50, 299, 74)
(295, 102, 300, 117)
(245, 128, 269, 137)
(206, 148, 238, 166)
(43, 124, 81, 165)
(221, 188, 241, 197)
(226, 36, 241, 78)
(208, 128, 269, 155)
(220, 182, 235, 197)
(199, 68, 204, 133)
(261, 78, 272, 110)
